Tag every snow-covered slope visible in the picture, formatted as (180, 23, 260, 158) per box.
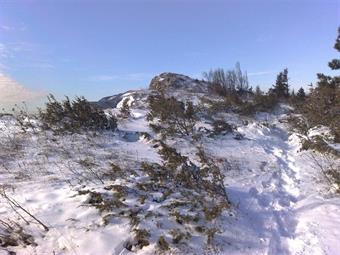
(1, 73, 339, 255)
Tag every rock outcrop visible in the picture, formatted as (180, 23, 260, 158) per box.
(149, 72, 208, 93)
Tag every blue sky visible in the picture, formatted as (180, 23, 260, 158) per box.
(0, 0, 339, 107)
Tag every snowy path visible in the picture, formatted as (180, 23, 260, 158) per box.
(223, 120, 340, 255)
(255, 127, 301, 255)
(224, 124, 301, 254)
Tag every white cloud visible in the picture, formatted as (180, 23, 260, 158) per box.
(0, 23, 26, 32)
(0, 43, 9, 59)
(0, 25, 13, 31)
(0, 73, 45, 103)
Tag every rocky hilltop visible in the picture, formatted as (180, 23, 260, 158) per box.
(149, 72, 208, 92)
(96, 73, 209, 109)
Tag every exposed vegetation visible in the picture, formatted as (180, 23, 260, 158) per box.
(295, 27, 339, 142)
(119, 98, 131, 118)
(38, 94, 117, 133)
(147, 92, 197, 137)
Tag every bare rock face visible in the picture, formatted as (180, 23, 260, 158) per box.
(149, 72, 208, 93)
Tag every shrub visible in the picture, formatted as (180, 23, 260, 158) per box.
(0, 220, 36, 248)
(298, 28, 340, 142)
(147, 92, 197, 136)
(158, 236, 169, 251)
(212, 119, 233, 135)
(39, 94, 117, 133)
(301, 79, 339, 142)
(253, 86, 278, 112)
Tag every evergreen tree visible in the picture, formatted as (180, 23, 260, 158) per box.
(329, 27, 340, 70)
(302, 27, 340, 142)
(120, 98, 131, 118)
(270, 68, 289, 98)
(296, 87, 306, 100)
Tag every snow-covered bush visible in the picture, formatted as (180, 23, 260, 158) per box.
(39, 94, 117, 133)
(212, 119, 233, 135)
(147, 92, 197, 136)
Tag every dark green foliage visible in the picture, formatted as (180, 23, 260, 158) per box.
(291, 27, 340, 194)
(296, 87, 306, 101)
(269, 68, 290, 99)
(329, 59, 340, 70)
(290, 87, 306, 107)
(119, 98, 131, 118)
(329, 27, 340, 70)
(39, 94, 117, 133)
(147, 92, 197, 136)
(253, 86, 278, 112)
(141, 142, 229, 203)
(158, 141, 187, 170)
(298, 28, 340, 142)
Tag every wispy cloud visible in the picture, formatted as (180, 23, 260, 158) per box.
(89, 73, 152, 82)
(0, 42, 32, 62)
(0, 23, 26, 32)
(0, 25, 13, 31)
(0, 73, 46, 103)
(0, 42, 54, 70)
(0, 43, 10, 59)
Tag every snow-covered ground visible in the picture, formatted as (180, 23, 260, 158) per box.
(0, 97, 339, 254)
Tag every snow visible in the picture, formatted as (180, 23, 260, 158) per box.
(1, 103, 340, 254)
(308, 125, 335, 141)
(116, 94, 135, 109)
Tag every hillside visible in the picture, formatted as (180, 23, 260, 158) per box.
(0, 73, 339, 255)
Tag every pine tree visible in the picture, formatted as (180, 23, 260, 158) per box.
(329, 27, 340, 70)
(296, 87, 306, 100)
(270, 68, 289, 99)
(120, 98, 131, 118)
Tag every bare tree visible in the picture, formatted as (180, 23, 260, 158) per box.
(203, 62, 249, 96)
